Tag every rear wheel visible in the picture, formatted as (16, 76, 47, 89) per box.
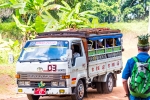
(102, 74, 114, 93)
(73, 80, 85, 100)
(27, 94, 40, 100)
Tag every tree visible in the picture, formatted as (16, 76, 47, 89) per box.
(0, 0, 59, 45)
(0, 0, 13, 22)
(58, 1, 97, 29)
(80, 0, 121, 23)
(121, 0, 150, 21)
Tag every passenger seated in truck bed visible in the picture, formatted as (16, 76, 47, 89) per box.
(106, 39, 116, 47)
(97, 39, 104, 48)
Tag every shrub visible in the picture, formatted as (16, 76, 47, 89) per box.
(0, 22, 23, 40)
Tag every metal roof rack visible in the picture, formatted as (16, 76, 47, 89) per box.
(36, 28, 121, 38)
(36, 31, 87, 38)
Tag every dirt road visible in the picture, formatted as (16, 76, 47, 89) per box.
(5, 87, 126, 100)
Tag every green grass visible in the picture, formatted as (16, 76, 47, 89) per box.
(98, 20, 148, 35)
(0, 50, 9, 64)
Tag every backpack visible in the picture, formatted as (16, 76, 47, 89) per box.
(129, 57, 150, 98)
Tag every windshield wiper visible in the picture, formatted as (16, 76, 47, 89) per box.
(19, 59, 46, 63)
(19, 58, 60, 63)
(29, 59, 43, 62)
(50, 58, 60, 60)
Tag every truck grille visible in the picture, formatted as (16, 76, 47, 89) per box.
(18, 72, 66, 81)
(18, 81, 66, 88)
(30, 81, 51, 87)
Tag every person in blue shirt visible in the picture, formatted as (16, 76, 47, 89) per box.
(122, 34, 150, 100)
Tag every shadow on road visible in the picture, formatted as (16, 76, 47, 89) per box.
(39, 96, 71, 100)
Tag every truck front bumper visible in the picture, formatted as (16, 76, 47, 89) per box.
(16, 87, 72, 95)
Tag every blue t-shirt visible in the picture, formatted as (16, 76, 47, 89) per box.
(122, 52, 149, 79)
(122, 52, 150, 100)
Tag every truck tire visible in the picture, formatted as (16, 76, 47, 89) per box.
(102, 74, 114, 93)
(73, 80, 85, 100)
(27, 94, 40, 100)
(96, 82, 103, 93)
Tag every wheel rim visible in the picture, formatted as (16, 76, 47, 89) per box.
(108, 76, 113, 91)
(78, 83, 84, 98)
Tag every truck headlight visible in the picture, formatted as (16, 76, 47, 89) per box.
(59, 81, 65, 87)
(24, 81, 30, 86)
(18, 81, 24, 86)
(18, 81, 30, 86)
(51, 82, 58, 87)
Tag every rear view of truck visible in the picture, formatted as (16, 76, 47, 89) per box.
(15, 28, 123, 100)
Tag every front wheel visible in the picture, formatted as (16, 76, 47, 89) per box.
(73, 80, 85, 100)
(102, 73, 114, 93)
(27, 94, 40, 100)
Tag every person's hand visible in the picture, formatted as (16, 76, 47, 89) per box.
(124, 94, 130, 100)
(127, 95, 130, 100)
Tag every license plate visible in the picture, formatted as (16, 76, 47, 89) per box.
(34, 88, 46, 95)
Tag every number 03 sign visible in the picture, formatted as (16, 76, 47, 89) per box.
(48, 65, 57, 71)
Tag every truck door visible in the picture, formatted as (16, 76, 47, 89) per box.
(71, 40, 87, 85)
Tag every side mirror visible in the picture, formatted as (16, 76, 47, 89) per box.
(66, 49, 72, 59)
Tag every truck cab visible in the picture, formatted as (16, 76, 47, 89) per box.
(15, 28, 123, 100)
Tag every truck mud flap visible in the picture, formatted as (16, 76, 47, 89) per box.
(70, 93, 77, 100)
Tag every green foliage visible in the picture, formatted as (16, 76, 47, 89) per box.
(121, 0, 149, 21)
(54, 0, 84, 8)
(137, 34, 150, 40)
(0, 22, 22, 40)
(0, 36, 21, 64)
(81, 0, 120, 23)
(0, 51, 8, 63)
(35, 16, 45, 33)
(58, 1, 97, 29)
(0, 0, 59, 43)
(41, 11, 58, 32)
(101, 20, 148, 35)
(90, 18, 100, 28)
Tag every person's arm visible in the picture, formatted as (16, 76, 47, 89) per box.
(122, 79, 129, 95)
(122, 79, 130, 100)
(122, 59, 132, 99)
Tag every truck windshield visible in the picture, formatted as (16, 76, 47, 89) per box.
(18, 40, 69, 62)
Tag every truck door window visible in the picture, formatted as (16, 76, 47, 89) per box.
(71, 43, 82, 58)
(71, 42, 82, 66)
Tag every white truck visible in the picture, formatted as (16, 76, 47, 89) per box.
(15, 28, 124, 100)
